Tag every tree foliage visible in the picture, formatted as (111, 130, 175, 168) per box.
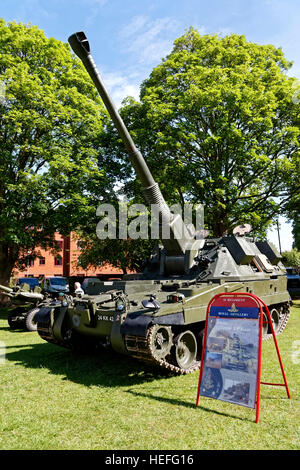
(283, 161, 300, 250)
(76, 200, 156, 274)
(102, 29, 299, 238)
(281, 248, 300, 269)
(287, 200, 300, 251)
(77, 235, 155, 275)
(0, 20, 112, 284)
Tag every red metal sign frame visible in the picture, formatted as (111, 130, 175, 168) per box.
(196, 292, 290, 423)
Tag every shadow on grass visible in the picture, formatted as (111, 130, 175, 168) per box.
(0, 310, 9, 320)
(126, 390, 252, 422)
(1, 326, 27, 333)
(0, 318, 27, 333)
(5, 337, 252, 420)
(4, 340, 174, 388)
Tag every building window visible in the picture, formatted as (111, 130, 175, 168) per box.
(54, 256, 63, 266)
(29, 260, 34, 267)
(39, 257, 45, 265)
(56, 240, 63, 250)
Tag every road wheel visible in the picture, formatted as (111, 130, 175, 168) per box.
(269, 308, 280, 335)
(173, 330, 197, 371)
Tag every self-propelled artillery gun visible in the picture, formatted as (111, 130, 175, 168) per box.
(36, 32, 291, 374)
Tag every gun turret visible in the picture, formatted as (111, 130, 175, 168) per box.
(68, 32, 203, 274)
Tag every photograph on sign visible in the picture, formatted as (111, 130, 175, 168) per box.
(199, 317, 260, 408)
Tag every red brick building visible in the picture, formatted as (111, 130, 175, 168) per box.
(13, 232, 124, 279)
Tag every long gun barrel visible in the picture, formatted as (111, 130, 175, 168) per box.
(68, 32, 200, 268)
(0, 284, 44, 302)
(0, 285, 13, 294)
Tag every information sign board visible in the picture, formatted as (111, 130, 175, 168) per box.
(199, 295, 260, 408)
(196, 292, 290, 422)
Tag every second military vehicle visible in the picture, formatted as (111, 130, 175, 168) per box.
(36, 32, 290, 374)
(0, 283, 44, 331)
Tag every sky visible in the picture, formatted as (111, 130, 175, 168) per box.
(1, 0, 299, 250)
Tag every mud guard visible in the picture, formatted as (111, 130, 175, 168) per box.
(120, 312, 184, 337)
(34, 307, 52, 323)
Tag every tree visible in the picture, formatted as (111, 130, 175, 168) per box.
(102, 29, 299, 238)
(77, 235, 155, 275)
(292, 216, 300, 250)
(281, 249, 300, 269)
(283, 160, 300, 250)
(286, 197, 300, 251)
(0, 20, 113, 285)
(76, 199, 156, 274)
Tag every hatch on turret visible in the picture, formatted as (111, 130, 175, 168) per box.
(255, 241, 282, 265)
(222, 237, 256, 265)
(254, 254, 274, 272)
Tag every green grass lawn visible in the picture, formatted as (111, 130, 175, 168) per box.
(0, 302, 299, 450)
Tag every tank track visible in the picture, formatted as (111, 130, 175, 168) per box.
(38, 311, 200, 374)
(126, 302, 291, 372)
(125, 325, 201, 375)
(263, 302, 291, 341)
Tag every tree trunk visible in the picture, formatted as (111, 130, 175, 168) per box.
(0, 243, 17, 287)
(211, 217, 229, 238)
